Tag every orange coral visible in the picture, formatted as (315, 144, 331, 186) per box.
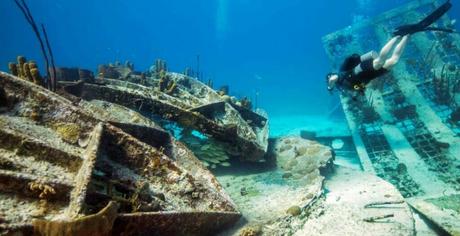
(23, 62, 33, 81)
(30, 68, 43, 86)
(7, 56, 44, 87)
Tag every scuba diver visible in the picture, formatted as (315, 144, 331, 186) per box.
(326, 0, 454, 98)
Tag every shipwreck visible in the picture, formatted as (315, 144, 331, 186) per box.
(323, 0, 460, 234)
(0, 64, 271, 234)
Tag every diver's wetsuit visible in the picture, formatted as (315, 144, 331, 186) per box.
(329, 1, 453, 97)
(336, 53, 388, 94)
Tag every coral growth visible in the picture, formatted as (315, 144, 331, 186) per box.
(240, 97, 252, 110)
(53, 122, 81, 144)
(361, 106, 380, 123)
(30, 108, 41, 121)
(125, 60, 134, 71)
(17, 55, 26, 78)
(23, 63, 32, 81)
(28, 181, 56, 199)
(206, 79, 213, 88)
(165, 80, 177, 95)
(393, 105, 417, 120)
(8, 62, 18, 76)
(30, 67, 43, 85)
(276, 137, 332, 185)
(183, 67, 192, 77)
(158, 70, 168, 90)
(7, 56, 44, 86)
(155, 59, 167, 74)
(155, 68, 177, 94)
(450, 107, 460, 124)
(433, 64, 457, 105)
(218, 85, 229, 96)
(286, 205, 302, 216)
(238, 225, 261, 236)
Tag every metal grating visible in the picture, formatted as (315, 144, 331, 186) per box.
(360, 127, 423, 197)
(383, 90, 460, 189)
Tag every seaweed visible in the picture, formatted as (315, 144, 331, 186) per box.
(155, 59, 167, 74)
(433, 63, 456, 105)
(13, 0, 56, 91)
(196, 55, 200, 80)
(41, 24, 57, 91)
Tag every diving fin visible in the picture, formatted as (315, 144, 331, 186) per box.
(423, 27, 456, 34)
(393, 0, 453, 36)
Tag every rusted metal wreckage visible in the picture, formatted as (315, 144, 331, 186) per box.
(323, 0, 460, 234)
(0, 72, 243, 235)
(60, 62, 269, 163)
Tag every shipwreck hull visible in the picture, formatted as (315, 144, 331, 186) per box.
(60, 73, 269, 162)
(0, 72, 240, 235)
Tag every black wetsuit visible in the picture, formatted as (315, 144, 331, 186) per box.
(336, 54, 388, 94)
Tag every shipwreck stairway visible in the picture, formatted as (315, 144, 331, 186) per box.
(322, 0, 460, 235)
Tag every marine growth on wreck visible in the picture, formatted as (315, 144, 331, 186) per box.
(1, 0, 460, 235)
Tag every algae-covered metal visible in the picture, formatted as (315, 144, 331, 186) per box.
(0, 72, 240, 235)
(60, 69, 269, 162)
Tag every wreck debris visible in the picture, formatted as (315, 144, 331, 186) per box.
(364, 200, 405, 209)
(362, 214, 395, 223)
(52, 67, 95, 82)
(33, 201, 118, 236)
(98, 62, 132, 80)
(0, 72, 241, 235)
(407, 194, 460, 236)
(61, 64, 269, 162)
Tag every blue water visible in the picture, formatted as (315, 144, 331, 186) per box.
(1, 0, 459, 118)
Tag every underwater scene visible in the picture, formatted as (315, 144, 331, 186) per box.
(0, 0, 460, 235)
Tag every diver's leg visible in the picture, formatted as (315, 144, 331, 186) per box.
(383, 35, 410, 69)
(373, 36, 401, 69)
